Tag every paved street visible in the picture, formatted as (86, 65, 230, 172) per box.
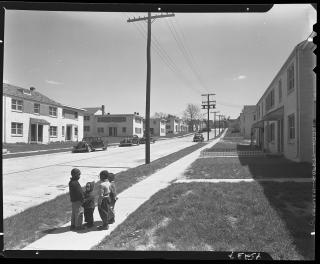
(3, 131, 217, 218)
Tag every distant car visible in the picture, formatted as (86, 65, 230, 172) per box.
(139, 136, 156, 144)
(119, 135, 140, 147)
(193, 133, 204, 142)
(72, 137, 107, 153)
(201, 128, 211, 132)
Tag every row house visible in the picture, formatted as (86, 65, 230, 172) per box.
(251, 37, 316, 163)
(239, 105, 257, 139)
(83, 106, 144, 138)
(2, 83, 85, 144)
(165, 115, 180, 134)
(150, 118, 166, 137)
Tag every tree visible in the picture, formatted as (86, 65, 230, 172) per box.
(182, 103, 202, 132)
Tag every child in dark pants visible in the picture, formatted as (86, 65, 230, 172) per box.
(82, 182, 95, 228)
(107, 173, 118, 223)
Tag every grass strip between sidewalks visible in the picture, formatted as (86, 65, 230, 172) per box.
(93, 182, 314, 260)
(184, 156, 312, 179)
(4, 142, 207, 250)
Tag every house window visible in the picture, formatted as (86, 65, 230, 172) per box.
(135, 127, 141, 134)
(166, 125, 170, 129)
(74, 112, 78, 119)
(34, 103, 40, 114)
(266, 89, 275, 112)
(161, 128, 165, 133)
(269, 123, 275, 142)
(84, 126, 90, 132)
(287, 63, 294, 93)
(122, 127, 126, 133)
(278, 80, 282, 103)
(84, 115, 90, 121)
(288, 114, 295, 140)
(11, 122, 23, 136)
(50, 126, 57, 137)
(49, 106, 57, 117)
(11, 99, 23, 111)
(97, 127, 104, 133)
(62, 126, 65, 136)
(135, 117, 142, 124)
(253, 115, 256, 121)
(75, 127, 78, 136)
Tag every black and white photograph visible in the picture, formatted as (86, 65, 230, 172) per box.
(1, 3, 316, 260)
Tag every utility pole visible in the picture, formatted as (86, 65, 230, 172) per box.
(217, 114, 223, 136)
(211, 111, 219, 138)
(201, 94, 216, 141)
(127, 12, 175, 164)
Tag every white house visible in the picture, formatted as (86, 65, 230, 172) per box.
(150, 118, 166, 137)
(83, 106, 144, 138)
(239, 105, 257, 139)
(2, 83, 85, 144)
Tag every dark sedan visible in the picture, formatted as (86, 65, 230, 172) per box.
(193, 133, 204, 142)
(139, 137, 156, 144)
(72, 137, 107, 152)
(119, 136, 140, 147)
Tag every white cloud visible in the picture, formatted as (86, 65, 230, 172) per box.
(233, 75, 247, 80)
(45, 80, 63, 85)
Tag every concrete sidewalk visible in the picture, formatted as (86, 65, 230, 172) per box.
(23, 130, 226, 250)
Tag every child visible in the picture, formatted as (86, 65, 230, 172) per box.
(107, 172, 118, 223)
(69, 168, 85, 230)
(82, 181, 95, 228)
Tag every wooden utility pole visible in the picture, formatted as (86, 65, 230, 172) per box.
(201, 94, 216, 141)
(127, 12, 175, 164)
(211, 111, 219, 138)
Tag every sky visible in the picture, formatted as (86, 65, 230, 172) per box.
(2, 4, 316, 119)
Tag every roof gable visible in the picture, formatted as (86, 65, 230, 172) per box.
(3, 83, 62, 107)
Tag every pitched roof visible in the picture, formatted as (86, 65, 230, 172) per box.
(3, 83, 62, 107)
(82, 107, 102, 115)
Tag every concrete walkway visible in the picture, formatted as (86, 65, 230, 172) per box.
(23, 130, 227, 250)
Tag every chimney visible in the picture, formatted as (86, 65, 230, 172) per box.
(101, 105, 105, 115)
(30, 87, 35, 91)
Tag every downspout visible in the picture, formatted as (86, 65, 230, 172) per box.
(3, 95, 6, 143)
(296, 47, 300, 160)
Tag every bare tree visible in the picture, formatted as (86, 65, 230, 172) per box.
(183, 103, 201, 132)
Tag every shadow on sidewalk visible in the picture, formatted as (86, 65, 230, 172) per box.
(42, 220, 104, 234)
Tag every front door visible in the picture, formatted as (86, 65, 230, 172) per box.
(66, 126, 72, 140)
(278, 119, 283, 153)
(31, 124, 37, 142)
(37, 125, 43, 142)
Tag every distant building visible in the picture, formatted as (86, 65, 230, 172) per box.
(239, 105, 257, 139)
(252, 37, 316, 163)
(83, 107, 144, 138)
(2, 83, 85, 144)
(150, 118, 166, 137)
(165, 115, 180, 134)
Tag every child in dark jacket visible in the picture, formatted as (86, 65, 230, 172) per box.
(69, 168, 84, 230)
(82, 181, 95, 228)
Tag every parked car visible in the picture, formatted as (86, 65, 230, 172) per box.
(200, 128, 211, 132)
(139, 136, 156, 144)
(119, 135, 140, 147)
(72, 137, 107, 153)
(193, 133, 204, 142)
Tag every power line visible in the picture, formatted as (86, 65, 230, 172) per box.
(125, 13, 203, 95)
(166, 18, 209, 93)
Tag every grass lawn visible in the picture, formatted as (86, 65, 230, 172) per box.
(184, 156, 312, 179)
(93, 182, 314, 260)
(3, 141, 76, 153)
(3, 142, 206, 250)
